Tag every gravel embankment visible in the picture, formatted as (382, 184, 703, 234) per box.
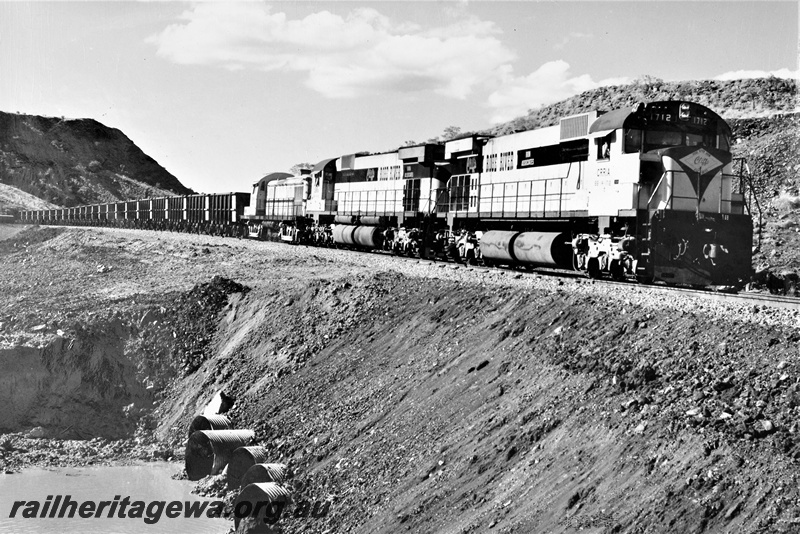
(1, 225, 797, 345)
(4, 225, 800, 534)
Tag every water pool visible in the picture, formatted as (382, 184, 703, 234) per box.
(0, 462, 225, 533)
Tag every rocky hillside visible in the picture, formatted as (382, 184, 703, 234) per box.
(493, 77, 797, 134)
(0, 111, 193, 209)
(0, 183, 60, 214)
(729, 113, 800, 200)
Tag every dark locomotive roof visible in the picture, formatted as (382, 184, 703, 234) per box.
(252, 172, 292, 187)
(588, 101, 730, 134)
(312, 158, 337, 173)
(588, 107, 634, 133)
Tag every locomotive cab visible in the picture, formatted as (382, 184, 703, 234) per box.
(588, 101, 752, 286)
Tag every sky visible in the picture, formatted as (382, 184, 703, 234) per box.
(1, 1, 798, 194)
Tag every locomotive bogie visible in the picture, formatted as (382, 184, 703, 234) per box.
(572, 232, 636, 280)
(643, 210, 752, 286)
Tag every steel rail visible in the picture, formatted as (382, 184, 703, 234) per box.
(31, 223, 800, 311)
(368, 249, 800, 311)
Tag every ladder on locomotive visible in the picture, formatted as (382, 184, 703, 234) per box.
(634, 184, 653, 283)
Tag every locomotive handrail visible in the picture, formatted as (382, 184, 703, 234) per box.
(332, 186, 453, 217)
(329, 175, 574, 219)
(456, 176, 571, 218)
(335, 189, 406, 216)
(733, 157, 762, 248)
(423, 187, 449, 214)
(260, 198, 305, 220)
(421, 187, 450, 215)
(647, 172, 668, 208)
(646, 170, 696, 211)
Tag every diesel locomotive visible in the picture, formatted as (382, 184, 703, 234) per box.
(20, 100, 756, 287)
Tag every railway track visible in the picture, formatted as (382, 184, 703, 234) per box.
(361, 247, 800, 311)
(26, 223, 800, 312)
(607, 280, 800, 311)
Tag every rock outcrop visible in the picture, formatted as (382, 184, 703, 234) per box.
(0, 111, 193, 208)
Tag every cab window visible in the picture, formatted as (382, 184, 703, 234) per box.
(686, 133, 707, 147)
(624, 129, 642, 153)
(644, 130, 683, 150)
(596, 132, 615, 160)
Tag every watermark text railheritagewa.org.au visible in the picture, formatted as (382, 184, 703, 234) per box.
(8, 495, 330, 525)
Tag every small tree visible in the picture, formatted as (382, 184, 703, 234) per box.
(441, 125, 462, 141)
(632, 74, 663, 86)
(290, 162, 315, 175)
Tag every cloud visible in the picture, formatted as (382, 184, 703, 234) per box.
(487, 60, 630, 123)
(148, 3, 515, 100)
(553, 31, 593, 51)
(714, 68, 799, 81)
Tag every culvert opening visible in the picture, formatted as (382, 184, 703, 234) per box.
(240, 463, 291, 489)
(187, 414, 232, 437)
(185, 429, 254, 481)
(233, 482, 292, 532)
(227, 446, 271, 487)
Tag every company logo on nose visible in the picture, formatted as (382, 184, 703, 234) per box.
(679, 148, 722, 174)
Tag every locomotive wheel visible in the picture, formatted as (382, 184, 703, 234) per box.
(465, 250, 476, 266)
(587, 258, 601, 279)
(610, 259, 624, 281)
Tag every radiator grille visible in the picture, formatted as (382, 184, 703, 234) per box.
(560, 114, 589, 140)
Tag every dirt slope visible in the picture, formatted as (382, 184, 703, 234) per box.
(0, 182, 60, 213)
(167, 274, 800, 534)
(3, 226, 800, 533)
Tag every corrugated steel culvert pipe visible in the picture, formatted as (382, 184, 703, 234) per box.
(226, 446, 271, 487)
(234, 482, 292, 532)
(240, 463, 292, 488)
(185, 429, 255, 481)
(187, 414, 232, 437)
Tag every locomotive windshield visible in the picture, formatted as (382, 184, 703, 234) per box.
(624, 127, 730, 153)
(606, 102, 732, 155)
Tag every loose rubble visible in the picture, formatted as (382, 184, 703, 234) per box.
(3, 226, 800, 534)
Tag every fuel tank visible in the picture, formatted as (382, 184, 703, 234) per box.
(479, 230, 518, 263)
(332, 224, 357, 245)
(353, 226, 384, 249)
(332, 225, 383, 249)
(513, 232, 573, 268)
(360, 216, 391, 226)
(480, 230, 573, 268)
